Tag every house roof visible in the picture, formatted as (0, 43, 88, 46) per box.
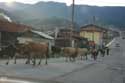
(80, 24, 108, 32)
(0, 20, 30, 32)
(31, 30, 54, 40)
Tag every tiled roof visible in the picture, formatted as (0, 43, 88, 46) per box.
(0, 20, 30, 32)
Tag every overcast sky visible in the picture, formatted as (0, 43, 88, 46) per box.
(0, 0, 125, 6)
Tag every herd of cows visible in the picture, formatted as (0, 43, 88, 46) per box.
(0, 42, 110, 66)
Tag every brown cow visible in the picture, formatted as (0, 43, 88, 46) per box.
(5, 43, 34, 65)
(76, 48, 88, 60)
(14, 43, 30, 64)
(62, 47, 89, 62)
(18, 42, 49, 66)
(62, 47, 77, 62)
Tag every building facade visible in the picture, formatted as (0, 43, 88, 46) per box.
(55, 28, 87, 48)
(80, 24, 108, 46)
(0, 20, 30, 49)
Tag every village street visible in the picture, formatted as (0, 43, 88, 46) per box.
(0, 37, 124, 83)
(53, 37, 125, 83)
(0, 0, 124, 82)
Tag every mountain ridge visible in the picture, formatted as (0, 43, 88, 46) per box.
(0, 1, 125, 30)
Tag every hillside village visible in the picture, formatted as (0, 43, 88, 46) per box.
(0, 1, 125, 83)
(0, 15, 119, 51)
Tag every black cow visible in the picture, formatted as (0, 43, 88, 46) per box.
(0, 44, 16, 65)
(51, 46, 62, 58)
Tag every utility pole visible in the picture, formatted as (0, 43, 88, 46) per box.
(55, 28, 58, 39)
(70, 0, 75, 47)
(92, 16, 95, 42)
(93, 16, 96, 25)
(72, 0, 75, 28)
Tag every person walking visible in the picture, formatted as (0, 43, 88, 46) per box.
(91, 48, 98, 60)
(100, 48, 105, 57)
(106, 47, 110, 55)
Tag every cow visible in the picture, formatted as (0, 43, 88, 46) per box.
(62, 47, 77, 62)
(1, 43, 28, 65)
(51, 46, 62, 58)
(13, 43, 31, 64)
(76, 48, 89, 60)
(0, 44, 16, 65)
(0, 42, 49, 66)
(19, 42, 49, 66)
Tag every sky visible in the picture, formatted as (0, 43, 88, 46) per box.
(0, 0, 125, 6)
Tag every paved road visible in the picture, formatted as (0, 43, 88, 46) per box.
(52, 37, 125, 83)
